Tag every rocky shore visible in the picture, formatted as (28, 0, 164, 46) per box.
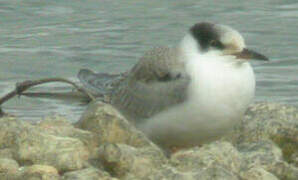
(0, 102, 297, 180)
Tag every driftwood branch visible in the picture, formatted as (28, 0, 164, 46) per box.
(21, 92, 90, 101)
(0, 77, 95, 117)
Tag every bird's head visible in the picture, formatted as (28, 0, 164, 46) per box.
(180, 22, 269, 62)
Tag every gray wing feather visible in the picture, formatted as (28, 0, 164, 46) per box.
(110, 47, 190, 123)
(111, 78, 189, 123)
(78, 69, 121, 96)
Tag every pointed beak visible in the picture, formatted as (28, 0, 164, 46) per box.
(234, 48, 269, 61)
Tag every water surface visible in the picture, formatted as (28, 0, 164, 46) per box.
(0, 0, 297, 122)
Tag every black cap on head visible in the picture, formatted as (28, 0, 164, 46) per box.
(190, 22, 224, 51)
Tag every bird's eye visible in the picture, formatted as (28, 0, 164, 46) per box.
(210, 40, 224, 49)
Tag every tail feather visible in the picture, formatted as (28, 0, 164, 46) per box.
(78, 69, 119, 96)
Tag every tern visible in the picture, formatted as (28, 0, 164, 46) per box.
(78, 22, 268, 150)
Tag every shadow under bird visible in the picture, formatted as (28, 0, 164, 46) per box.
(78, 22, 269, 150)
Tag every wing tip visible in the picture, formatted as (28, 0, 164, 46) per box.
(78, 68, 93, 77)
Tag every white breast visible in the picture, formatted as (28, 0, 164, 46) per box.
(141, 52, 255, 148)
(186, 53, 255, 122)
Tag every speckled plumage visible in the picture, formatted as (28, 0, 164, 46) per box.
(111, 47, 189, 124)
(79, 47, 189, 124)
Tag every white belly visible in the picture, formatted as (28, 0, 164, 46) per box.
(141, 56, 255, 148)
(187, 57, 255, 123)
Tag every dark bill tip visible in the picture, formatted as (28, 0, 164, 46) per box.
(235, 48, 269, 61)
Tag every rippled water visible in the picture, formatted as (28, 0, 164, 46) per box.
(0, 0, 297, 122)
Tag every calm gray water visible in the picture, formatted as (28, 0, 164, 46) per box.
(0, 0, 297, 122)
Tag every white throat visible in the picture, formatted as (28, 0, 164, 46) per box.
(178, 33, 256, 136)
(179, 34, 256, 118)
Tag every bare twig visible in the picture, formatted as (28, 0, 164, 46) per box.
(0, 90, 17, 107)
(0, 77, 96, 116)
(21, 91, 91, 102)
